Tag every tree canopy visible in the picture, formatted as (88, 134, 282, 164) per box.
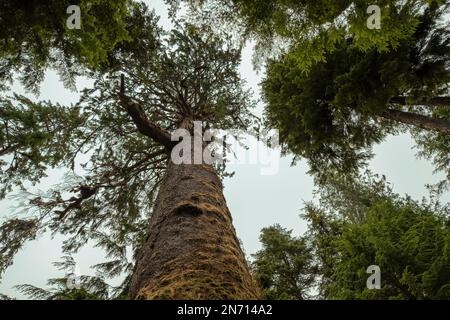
(169, 0, 448, 69)
(170, 0, 450, 189)
(253, 172, 450, 299)
(251, 225, 317, 300)
(306, 172, 450, 299)
(0, 0, 135, 93)
(262, 4, 450, 179)
(1, 0, 449, 300)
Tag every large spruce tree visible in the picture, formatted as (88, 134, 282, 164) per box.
(0, 4, 260, 299)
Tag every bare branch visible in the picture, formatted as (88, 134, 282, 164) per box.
(118, 75, 176, 151)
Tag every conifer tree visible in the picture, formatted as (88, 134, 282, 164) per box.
(302, 172, 450, 299)
(0, 4, 261, 299)
(0, 0, 132, 93)
(262, 4, 450, 177)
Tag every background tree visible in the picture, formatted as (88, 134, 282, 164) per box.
(16, 255, 122, 300)
(251, 225, 317, 300)
(0, 4, 260, 299)
(302, 171, 450, 299)
(253, 172, 449, 299)
(262, 4, 449, 179)
(0, 0, 133, 93)
(411, 105, 450, 193)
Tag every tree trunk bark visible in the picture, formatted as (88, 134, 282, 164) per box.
(128, 161, 261, 299)
(381, 109, 450, 135)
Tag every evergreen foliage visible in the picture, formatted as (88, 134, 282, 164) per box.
(0, 0, 132, 92)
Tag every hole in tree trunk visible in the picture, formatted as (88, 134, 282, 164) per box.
(173, 203, 204, 217)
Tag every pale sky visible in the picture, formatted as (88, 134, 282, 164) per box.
(0, 0, 448, 299)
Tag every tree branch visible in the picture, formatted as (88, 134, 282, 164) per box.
(118, 75, 175, 151)
(389, 96, 450, 107)
(381, 109, 450, 135)
(0, 144, 19, 157)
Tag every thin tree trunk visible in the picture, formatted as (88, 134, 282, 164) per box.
(389, 96, 450, 107)
(381, 109, 450, 135)
(128, 160, 261, 299)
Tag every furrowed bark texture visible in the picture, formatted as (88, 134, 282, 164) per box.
(128, 161, 261, 299)
(381, 109, 450, 135)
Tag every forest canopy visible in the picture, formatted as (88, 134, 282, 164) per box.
(0, 0, 449, 300)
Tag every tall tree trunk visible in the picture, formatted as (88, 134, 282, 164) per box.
(381, 109, 450, 135)
(128, 160, 261, 299)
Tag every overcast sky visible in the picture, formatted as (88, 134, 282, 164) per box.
(1, 0, 448, 299)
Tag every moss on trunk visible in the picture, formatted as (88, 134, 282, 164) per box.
(128, 161, 261, 299)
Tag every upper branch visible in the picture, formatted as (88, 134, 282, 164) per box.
(389, 96, 450, 107)
(381, 108, 450, 135)
(118, 75, 175, 151)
